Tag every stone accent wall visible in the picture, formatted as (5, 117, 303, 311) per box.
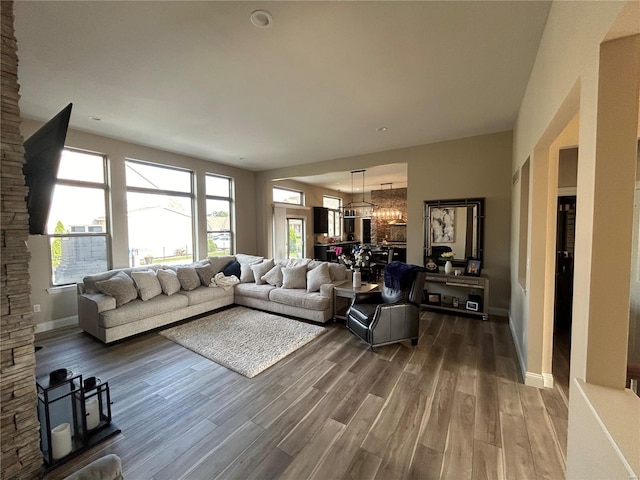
(1, 1, 43, 478)
(371, 187, 407, 243)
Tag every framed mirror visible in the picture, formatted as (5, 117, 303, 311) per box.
(424, 198, 485, 266)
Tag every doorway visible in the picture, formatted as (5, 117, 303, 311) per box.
(286, 218, 305, 258)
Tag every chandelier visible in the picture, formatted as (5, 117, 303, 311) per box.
(372, 182, 403, 221)
(341, 170, 377, 218)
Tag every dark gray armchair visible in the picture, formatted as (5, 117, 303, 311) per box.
(345, 264, 425, 349)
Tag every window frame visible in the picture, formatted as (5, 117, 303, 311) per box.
(206, 173, 235, 256)
(323, 195, 342, 238)
(273, 186, 304, 206)
(48, 147, 111, 286)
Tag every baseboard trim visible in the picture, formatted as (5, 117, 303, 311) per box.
(35, 315, 78, 333)
(525, 371, 555, 388)
(508, 313, 528, 383)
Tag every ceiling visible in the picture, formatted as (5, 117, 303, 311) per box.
(14, 1, 551, 187)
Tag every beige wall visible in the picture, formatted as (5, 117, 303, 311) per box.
(257, 130, 513, 314)
(511, 1, 640, 477)
(21, 118, 257, 330)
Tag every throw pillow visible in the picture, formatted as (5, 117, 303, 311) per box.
(157, 269, 181, 296)
(286, 258, 311, 268)
(307, 262, 332, 293)
(208, 255, 235, 275)
(176, 267, 200, 291)
(195, 263, 218, 286)
(236, 253, 264, 283)
(95, 271, 138, 307)
(131, 269, 162, 301)
(222, 260, 241, 278)
(261, 265, 283, 287)
(328, 263, 348, 281)
(251, 259, 275, 285)
(281, 265, 307, 289)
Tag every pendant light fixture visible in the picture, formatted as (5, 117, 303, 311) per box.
(341, 170, 377, 218)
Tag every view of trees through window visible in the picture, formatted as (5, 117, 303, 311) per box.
(48, 149, 109, 285)
(126, 160, 194, 266)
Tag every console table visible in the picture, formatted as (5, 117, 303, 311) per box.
(422, 273, 489, 320)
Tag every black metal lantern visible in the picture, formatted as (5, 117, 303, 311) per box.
(36, 370, 86, 467)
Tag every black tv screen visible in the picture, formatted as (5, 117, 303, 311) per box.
(23, 103, 72, 235)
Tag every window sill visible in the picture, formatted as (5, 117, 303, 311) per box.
(47, 284, 76, 295)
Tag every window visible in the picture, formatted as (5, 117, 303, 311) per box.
(48, 149, 109, 286)
(273, 187, 303, 205)
(287, 218, 305, 258)
(126, 160, 194, 266)
(323, 196, 342, 238)
(206, 174, 234, 257)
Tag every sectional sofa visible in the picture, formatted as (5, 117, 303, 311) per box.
(77, 254, 351, 343)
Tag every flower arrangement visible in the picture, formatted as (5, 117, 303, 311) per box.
(441, 251, 456, 262)
(340, 245, 371, 270)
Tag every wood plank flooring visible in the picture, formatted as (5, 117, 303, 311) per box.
(35, 310, 567, 480)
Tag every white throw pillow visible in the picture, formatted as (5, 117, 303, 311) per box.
(328, 263, 348, 281)
(251, 259, 275, 285)
(261, 265, 283, 287)
(131, 269, 162, 301)
(306, 263, 332, 293)
(286, 258, 311, 268)
(236, 254, 264, 283)
(281, 265, 307, 289)
(95, 271, 138, 307)
(157, 269, 181, 296)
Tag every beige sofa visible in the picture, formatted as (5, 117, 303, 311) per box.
(77, 255, 350, 344)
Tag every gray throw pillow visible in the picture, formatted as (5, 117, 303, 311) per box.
(195, 263, 217, 286)
(176, 267, 200, 291)
(131, 269, 162, 301)
(307, 263, 332, 292)
(251, 259, 275, 285)
(261, 265, 283, 287)
(328, 263, 348, 281)
(95, 271, 138, 307)
(157, 269, 181, 296)
(236, 253, 264, 283)
(281, 265, 307, 289)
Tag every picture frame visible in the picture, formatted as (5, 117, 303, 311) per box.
(424, 256, 440, 273)
(466, 300, 479, 311)
(465, 258, 482, 276)
(426, 292, 442, 306)
(430, 207, 455, 243)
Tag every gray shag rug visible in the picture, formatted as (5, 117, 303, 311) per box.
(160, 306, 327, 378)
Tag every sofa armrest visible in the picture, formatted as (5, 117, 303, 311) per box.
(78, 292, 116, 323)
(319, 283, 335, 298)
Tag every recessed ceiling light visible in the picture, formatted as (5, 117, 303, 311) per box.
(250, 10, 273, 28)
(376, 126, 388, 132)
(89, 116, 102, 122)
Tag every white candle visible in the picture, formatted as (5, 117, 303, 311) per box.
(85, 398, 100, 430)
(51, 423, 72, 460)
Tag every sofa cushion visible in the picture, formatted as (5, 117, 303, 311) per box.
(286, 258, 311, 268)
(83, 270, 122, 294)
(176, 267, 200, 291)
(328, 263, 348, 281)
(131, 270, 162, 301)
(99, 294, 189, 328)
(282, 265, 307, 289)
(95, 272, 138, 307)
(236, 254, 264, 283)
(234, 282, 276, 301)
(251, 259, 275, 285)
(178, 285, 232, 306)
(269, 288, 331, 311)
(195, 263, 218, 286)
(307, 263, 332, 293)
(207, 255, 236, 275)
(261, 265, 283, 287)
(157, 269, 181, 295)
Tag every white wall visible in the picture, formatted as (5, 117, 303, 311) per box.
(21, 118, 257, 330)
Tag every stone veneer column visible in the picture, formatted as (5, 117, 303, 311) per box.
(1, 1, 43, 478)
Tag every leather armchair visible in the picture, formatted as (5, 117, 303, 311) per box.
(345, 267, 425, 349)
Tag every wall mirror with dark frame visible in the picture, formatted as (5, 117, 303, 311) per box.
(424, 198, 485, 267)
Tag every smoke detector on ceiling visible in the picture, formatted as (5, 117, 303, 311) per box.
(250, 10, 273, 28)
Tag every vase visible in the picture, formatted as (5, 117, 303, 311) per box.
(444, 261, 454, 275)
(353, 269, 362, 288)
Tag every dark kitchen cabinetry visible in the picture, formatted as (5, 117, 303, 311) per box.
(344, 217, 355, 235)
(313, 207, 329, 234)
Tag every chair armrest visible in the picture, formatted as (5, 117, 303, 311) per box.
(352, 291, 383, 305)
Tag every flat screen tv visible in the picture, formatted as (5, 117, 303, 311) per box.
(23, 103, 72, 235)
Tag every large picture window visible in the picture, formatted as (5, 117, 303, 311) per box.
(126, 160, 194, 266)
(206, 174, 234, 256)
(48, 149, 110, 286)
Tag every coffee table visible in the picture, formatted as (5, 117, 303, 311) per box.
(333, 281, 379, 320)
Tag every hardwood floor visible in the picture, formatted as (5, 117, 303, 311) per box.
(36, 310, 567, 480)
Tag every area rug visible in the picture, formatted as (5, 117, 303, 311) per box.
(160, 306, 327, 378)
